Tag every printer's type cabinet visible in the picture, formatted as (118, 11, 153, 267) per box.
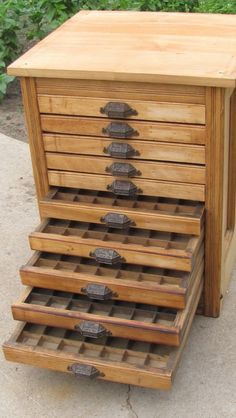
(3, 11, 236, 390)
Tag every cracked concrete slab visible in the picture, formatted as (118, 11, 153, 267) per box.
(0, 132, 236, 418)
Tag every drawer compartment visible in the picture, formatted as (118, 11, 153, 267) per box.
(29, 219, 204, 272)
(43, 134, 205, 164)
(12, 266, 203, 346)
(3, 278, 201, 390)
(38, 94, 205, 124)
(46, 153, 205, 184)
(48, 171, 205, 201)
(40, 187, 205, 235)
(20, 245, 203, 309)
(41, 115, 206, 145)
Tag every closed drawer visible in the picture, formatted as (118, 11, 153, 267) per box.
(47, 171, 205, 201)
(43, 134, 205, 164)
(29, 219, 204, 272)
(12, 263, 203, 346)
(20, 247, 203, 309)
(3, 277, 201, 390)
(40, 187, 205, 235)
(46, 153, 205, 184)
(36, 78, 206, 126)
(41, 115, 206, 145)
(38, 95, 205, 124)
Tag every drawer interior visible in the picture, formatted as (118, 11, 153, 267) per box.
(40, 187, 205, 235)
(29, 218, 203, 271)
(13, 259, 203, 346)
(3, 272, 200, 391)
(21, 246, 203, 309)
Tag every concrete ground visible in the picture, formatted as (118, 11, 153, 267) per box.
(0, 132, 236, 418)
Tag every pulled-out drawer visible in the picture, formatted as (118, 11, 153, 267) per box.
(47, 171, 205, 201)
(46, 153, 205, 185)
(40, 187, 205, 235)
(3, 280, 201, 390)
(41, 115, 206, 145)
(29, 219, 204, 272)
(12, 262, 203, 346)
(20, 245, 203, 309)
(43, 134, 205, 164)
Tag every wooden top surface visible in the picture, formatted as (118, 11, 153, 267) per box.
(8, 11, 236, 87)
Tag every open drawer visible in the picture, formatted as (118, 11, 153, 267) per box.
(29, 219, 204, 272)
(21, 247, 203, 309)
(12, 259, 203, 346)
(3, 280, 201, 390)
(40, 187, 205, 235)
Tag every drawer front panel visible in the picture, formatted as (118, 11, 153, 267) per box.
(41, 115, 206, 145)
(40, 188, 205, 235)
(13, 265, 203, 346)
(46, 153, 205, 184)
(4, 279, 201, 390)
(43, 134, 206, 164)
(29, 219, 204, 272)
(38, 94, 205, 124)
(47, 171, 205, 201)
(20, 248, 204, 309)
(36, 79, 206, 105)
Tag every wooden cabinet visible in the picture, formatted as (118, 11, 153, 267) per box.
(3, 11, 236, 390)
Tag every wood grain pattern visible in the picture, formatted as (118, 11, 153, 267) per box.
(45, 153, 206, 184)
(204, 87, 225, 317)
(47, 170, 205, 201)
(40, 187, 205, 235)
(20, 248, 204, 309)
(20, 78, 49, 204)
(12, 271, 203, 346)
(36, 78, 206, 104)
(43, 134, 206, 163)
(41, 114, 206, 145)
(3, 282, 202, 390)
(7, 11, 236, 87)
(38, 94, 205, 124)
(29, 219, 204, 272)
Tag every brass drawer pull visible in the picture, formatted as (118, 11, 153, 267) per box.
(81, 283, 117, 300)
(100, 101, 138, 118)
(90, 248, 124, 265)
(101, 212, 134, 229)
(107, 180, 141, 196)
(103, 142, 139, 159)
(68, 363, 104, 379)
(102, 122, 139, 138)
(106, 162, 141, 177)
(74, 321, 111, 338)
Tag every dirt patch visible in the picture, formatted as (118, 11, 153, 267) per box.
(0, 78, 27, 143)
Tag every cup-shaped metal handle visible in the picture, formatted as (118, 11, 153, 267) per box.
(102, 122, 139, 138)
(100, 101, 138, 118)
(106, 162, 141, 177)
(75, 321, 111, 338)
(90, 248, 124, 265)
(107, 180, 141, 196)
(68, 363, 104, 379)
(81, 283, 117, 300)
(103, 142, 139, 159)
(101, 213, 134, 229)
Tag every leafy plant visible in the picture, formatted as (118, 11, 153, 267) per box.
(197, 0, 236, 14)
(1, 0, 236, 101)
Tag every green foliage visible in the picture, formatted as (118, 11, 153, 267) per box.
(197, 0, 236, 14)
(1, 0, 236, 100)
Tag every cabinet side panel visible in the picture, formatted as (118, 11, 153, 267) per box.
(20, 77, 49, 209)
(205, 87, 225, 317)
(221, 89, 236, 296)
